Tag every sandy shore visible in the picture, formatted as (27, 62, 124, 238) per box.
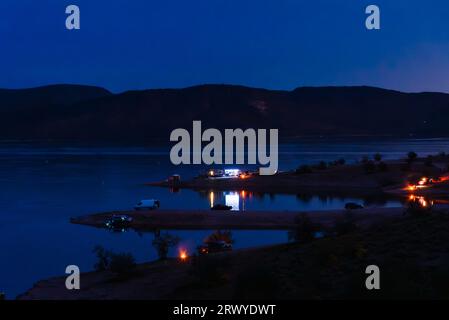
(71, 207, 404, 231)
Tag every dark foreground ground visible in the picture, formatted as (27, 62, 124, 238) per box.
(19, 207, 449, 300)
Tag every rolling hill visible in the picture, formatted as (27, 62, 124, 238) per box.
(0, 84, 448, 141)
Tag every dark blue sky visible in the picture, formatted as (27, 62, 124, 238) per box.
(1, 0, 449, 93)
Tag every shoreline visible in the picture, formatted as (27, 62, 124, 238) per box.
(147, 156, 449, 198)
(70, 207, 404, 231)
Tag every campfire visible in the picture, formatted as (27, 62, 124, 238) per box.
(178, 248, 189, 262)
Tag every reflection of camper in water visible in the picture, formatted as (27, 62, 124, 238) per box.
(209, 191, 245, 211)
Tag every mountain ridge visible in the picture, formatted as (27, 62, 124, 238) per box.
(1, 84, 448, 140)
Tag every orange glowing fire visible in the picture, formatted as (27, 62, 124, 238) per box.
(404, 177, 432, 191)
(179, 249, 188, 261)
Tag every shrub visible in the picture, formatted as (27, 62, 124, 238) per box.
(93, 245, 110, 271)
(374, 153, 382, 162)
(296, 165, 312, 174)
(93, 246, 136, 278)
(205, 230, 234, 244)
(316, 161, 328, 170)
(152, 233, 180, 260)
(407, 151, 418, 163)
(288, 213, 321, 243)
(337, 158, 346, 165)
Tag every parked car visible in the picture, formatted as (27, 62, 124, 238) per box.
(211, 204, 233, 211)
(105, 214, 133, 229)
(135, 199, 160, 210)
(198, 241, 232, 255)
(345, 202, 364, 210)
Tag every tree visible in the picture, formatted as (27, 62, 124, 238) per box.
(317, 161, 327, 170)
(205, 230, 234, 244)
(407, 151, 418, 163)
(152, 232, 180, 260)
(288, 213, 320, 243)
(374, 153, 382, 162)
(93, 246, 110, 271)
(92, 246, 136, 277)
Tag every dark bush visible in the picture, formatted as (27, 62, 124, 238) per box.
(374, 153, 382, 162)
(296, 165, 312, 174)
(93, 246, 136, 278)
(205, 230, 234, 244)
(316, 161, 327, 170)
(93, 245, 110, 271)
(152, 233, 180, 260)
(288, 213, 321, 243)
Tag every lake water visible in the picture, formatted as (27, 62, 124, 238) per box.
(1, 137, 449, 298)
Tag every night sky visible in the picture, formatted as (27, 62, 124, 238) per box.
(1, 0, 449, 93)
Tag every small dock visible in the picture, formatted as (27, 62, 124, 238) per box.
(70, 207, 404, 231)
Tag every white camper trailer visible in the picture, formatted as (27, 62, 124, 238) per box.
(135, 199, 160, 210)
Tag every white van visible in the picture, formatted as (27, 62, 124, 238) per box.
(135, 199, 160, 210)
